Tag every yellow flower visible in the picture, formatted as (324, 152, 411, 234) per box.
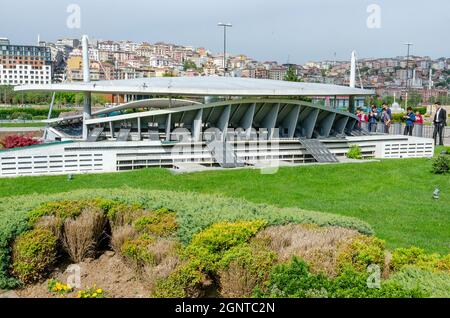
(96, 289, 102, 294)
(92, 293, 97, 297)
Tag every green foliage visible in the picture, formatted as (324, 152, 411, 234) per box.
(47, 278, 73, 295)
(183, 60, 198, 71)
(431, 155, 450, 174)
(133, 209, 178, 237)
(337, 236, 385, 272)
(153, 259, 206, 298)
(106, 202, 145, 228)
(11, 228, 57, 284)
(283, 66, 299, 82)
(0, 189, 374, 289)
(254, 257, 331, 298)
(121, 234, 156, 267)
(256, 257, 425, 298)
(154, 221, 267, 297)
(388, 266, 450, 298)
(28, 198, 119, 225)
(0, 107, 72, 120)
(390, 247, 450, 272)
(218, 239, 277, 297)
(346, 145, 362, 160)
(189, 220, 266, 255)
(412, 107, 427, 115)
(77, 285, 106, 298)
(11, 112, 32, 120)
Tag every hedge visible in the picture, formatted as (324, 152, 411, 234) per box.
(0, 108, 73, 120)
(0, 188, 373, 289)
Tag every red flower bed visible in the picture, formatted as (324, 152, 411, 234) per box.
(0, 135, 41, 149)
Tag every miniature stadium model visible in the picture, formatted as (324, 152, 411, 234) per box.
(0, 37, 434, 177)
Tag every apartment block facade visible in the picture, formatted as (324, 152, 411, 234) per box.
(0, 41, 52, 85)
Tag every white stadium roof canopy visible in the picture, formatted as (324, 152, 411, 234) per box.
(14, 76, 374, 97)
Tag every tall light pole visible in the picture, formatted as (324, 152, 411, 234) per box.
(404, 43, 413, 109)
(218, 23, 232, 76)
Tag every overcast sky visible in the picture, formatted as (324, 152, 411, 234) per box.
(1, 0, 449, 64)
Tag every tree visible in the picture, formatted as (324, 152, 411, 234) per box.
(183, 60, 197, 71)
(284, 66, 299, 82)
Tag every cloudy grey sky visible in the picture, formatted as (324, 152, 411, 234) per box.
(1, 0, 449, 63)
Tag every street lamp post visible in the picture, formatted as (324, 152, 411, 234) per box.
(404, 43, 413, 110)
(218, 23, 232, 76)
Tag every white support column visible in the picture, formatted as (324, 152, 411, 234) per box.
(320, 112, 336, 138)
(137, 117, 141, 141)
(335, 116, 349, 134)
(82, 92, 91, 140)
(217, 105, 231, 141)
(282, 105, 301, 139)
(261, 103, 280, 139)
(240, 103, 256, 139)
(81, 35, 91, 141)
(109, 121, 114, 138)
(304, 108, 320, 139)
(165, 113, 172, 141)
(192, 109, 203, 142)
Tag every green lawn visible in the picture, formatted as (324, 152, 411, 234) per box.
(0, 157, 449, 253)
(0, 122, 46, 128)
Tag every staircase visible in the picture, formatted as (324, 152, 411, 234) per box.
(206, 140, 245, 168)
(87, 127, 104, 142)
(116, 128, 131, 141)
(299, 139, 339, 163)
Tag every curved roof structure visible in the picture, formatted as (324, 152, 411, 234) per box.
(15, 76, 374, 97)
(44, 98, 201, 124)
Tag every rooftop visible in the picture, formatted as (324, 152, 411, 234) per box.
(14, 76, 374, 97)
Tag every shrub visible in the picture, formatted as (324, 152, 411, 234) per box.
(32, 116, 47, 120)
(387, 266, 450, 298)
(337, 235, 385, 273)
(218, 240, 277, 298)
(346, 145, 362, 160)
(257, 224, 360, 276)
(412, 107, 427, 115)
(28, 199, 116, 225)
(106, 203, 146, 228)
(431, 155, 450, 174)
(142, 239, 181, 292)
(11, 228, 57, 284)
(254, 257, 331, 298)
(62, 208, 107, 262)
(189, 220, 266, 255)
(121, 234, 156, 268)
(0, 188, 374, 289)
(255, 257, 425, 298)
(11, 112, 32, 120)
(329, 266, 425, 298)
(0, 135, 40, 149)
(152, 259, 207, 298)
(390, 247, 450, 272)
(110, 225, 138, 254)
(186, 220, 266, 272)
(133, 209, 178, 237)
(153, 221, 266, 298)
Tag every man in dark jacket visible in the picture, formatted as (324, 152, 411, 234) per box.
(433, 102, 447, 146)
(403, 107, 416, 136)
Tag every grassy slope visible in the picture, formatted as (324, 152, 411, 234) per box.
(0, 157, 449, 253)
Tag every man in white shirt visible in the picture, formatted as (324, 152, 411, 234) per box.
(433, 102, 447, 146)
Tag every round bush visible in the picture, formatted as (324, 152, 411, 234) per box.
(337, 235, 385, 272)
(11, 228, 58, 284)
